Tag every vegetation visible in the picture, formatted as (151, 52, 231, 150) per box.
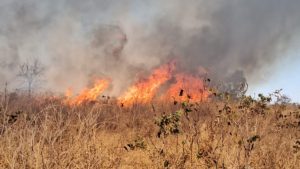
(0, 90, 299, 169)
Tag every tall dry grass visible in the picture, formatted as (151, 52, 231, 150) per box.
(0, 93, 299, 169)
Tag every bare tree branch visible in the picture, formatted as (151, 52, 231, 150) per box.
(18, 58, 45, 97)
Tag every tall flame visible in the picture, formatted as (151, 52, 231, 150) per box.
(64, 79, 110, 106)
(164, 73, 209, 102)
(118, 61, 176, 106)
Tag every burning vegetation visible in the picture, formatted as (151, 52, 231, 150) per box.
(64, 79, 110, 106)
(118, 61, 176, 106)
(163, 73, 210, 103)
(63, 60, 213, 107)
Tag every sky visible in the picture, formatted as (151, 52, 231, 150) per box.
(248, 47, 300, 103)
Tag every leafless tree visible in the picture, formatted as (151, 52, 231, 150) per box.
(18, 59, 45, 97)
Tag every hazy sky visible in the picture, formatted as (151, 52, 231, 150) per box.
(0, 0, 300, 102)
(248, 47, 300, 102)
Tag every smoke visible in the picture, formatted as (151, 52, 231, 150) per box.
(0, 0, 300, 95)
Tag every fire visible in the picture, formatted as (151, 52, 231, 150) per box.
(164, 73, 209, 102)
(64, 79, 110, 106)
(118, 61, 176, 106)
(65, 88, 73, 98)
(63, 60, 210, 107)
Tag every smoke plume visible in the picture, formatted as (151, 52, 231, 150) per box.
(0, 0, 300, 95)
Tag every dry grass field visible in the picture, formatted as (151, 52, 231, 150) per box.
(0, 92, 299, 169)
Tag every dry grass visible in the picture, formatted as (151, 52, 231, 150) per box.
(0, 94, 299, 169)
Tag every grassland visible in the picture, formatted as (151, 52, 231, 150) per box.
(0, 93, 299, 169)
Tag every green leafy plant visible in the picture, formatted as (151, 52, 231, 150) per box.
(155, 110, 182, 138)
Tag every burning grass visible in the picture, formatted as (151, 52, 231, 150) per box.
(0, 91, 299, 169)
(63, 61, 210, 108)
(118, 61, 176, 107)
(64, 79, 110, 106)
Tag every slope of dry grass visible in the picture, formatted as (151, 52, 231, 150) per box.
(0, 94, 299, 169)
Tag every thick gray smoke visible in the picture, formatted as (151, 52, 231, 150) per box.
(0, 0, 300, 95)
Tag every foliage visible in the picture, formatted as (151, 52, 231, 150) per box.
(155, 110, 182, 138)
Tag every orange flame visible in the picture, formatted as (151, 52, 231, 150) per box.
(63, 60, 210, 106)
(118, 61, 176, 106)
(164, 73, 209, 102)
(64, 79, 110, 106)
